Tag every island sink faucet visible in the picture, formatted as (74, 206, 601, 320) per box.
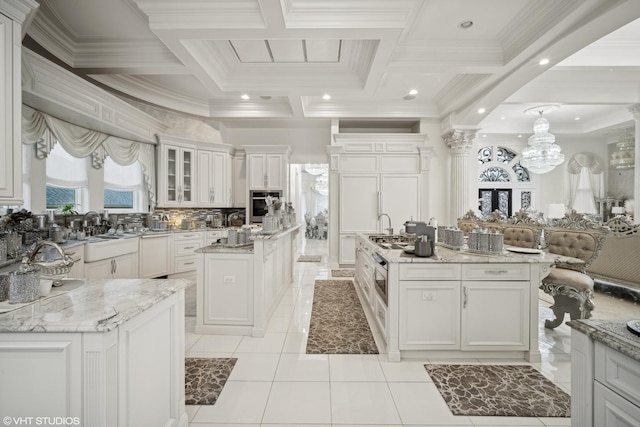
(378, 213, 393, 235)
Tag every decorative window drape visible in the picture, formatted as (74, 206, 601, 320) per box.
(22, 105, 157, 209)
(566, 152, 604, 214)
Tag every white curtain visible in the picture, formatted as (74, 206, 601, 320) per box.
(22, 105, 157, 209)
(566, 152, 604, 214)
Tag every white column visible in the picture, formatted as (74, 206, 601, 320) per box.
(630, 104, 640, 224)
(442, 129, 477, 224)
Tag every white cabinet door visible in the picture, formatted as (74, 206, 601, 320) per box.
(461, 281, 529, 350)
(266, 154, 283, 189)
(232, 154, 246, 207)
(399, 281, 460, 350)
(196, 150, 214, 206)
(159, 145, 195, 207)
(381, 174, 420, 233)
(594, 382, 640, 427)
(203, 254, 253, 325)
(84, 259, 113, 279)
(139, 234, 171, 278)
(248, 154, 266, 190)
(212, 151, 229, 206)
(113, 253, 138, 279)
(339, 174, 379, 233)
(0, 14, 21, 202)
(339, 234, 356, 265)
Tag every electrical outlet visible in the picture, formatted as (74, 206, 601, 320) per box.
(223, 275, 235, 284)
(422, 291, 436, 301)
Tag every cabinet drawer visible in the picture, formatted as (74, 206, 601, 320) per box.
(462, 264, 530, 281)
(175, 256, 197, 273)
(175, 241, 201, 256)
(374, 292, 387, 337)
(595, 342, 640, 406)
(174, 232, 203, 241)
(594, 381, 640, 426)
(399, 263, 461, 281)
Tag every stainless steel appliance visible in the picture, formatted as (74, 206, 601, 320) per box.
(249, 190, 282, 223)
(373, 252, 388, 306)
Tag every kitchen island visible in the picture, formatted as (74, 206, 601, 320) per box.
(195, 224, 301, 337)
(355, 233, 580, 362)
(568, 319, 640, 426)
(0, 278, 188, 426)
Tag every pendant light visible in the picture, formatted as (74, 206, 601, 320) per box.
(520, 105, 565, 174)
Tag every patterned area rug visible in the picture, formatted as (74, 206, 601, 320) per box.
(297, 254, 322, 262)
(185, 358, 237, 405)
(306, 280, 379, 354)
(425, 364, 571, 417)
(331, 269, 355, 277)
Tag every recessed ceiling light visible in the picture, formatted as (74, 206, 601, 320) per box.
(517, 134, 523, 138)
(539, 58, 550, 65)
(241, 94, 250, 100)
(477, 108, 486, 114)
(409, 89, 418, 96)
(574, 117, 581, 121)
(500, 116, 506, 120)
(459, 20, 474, 29)
(482, 134, 487, 138)
(322, 94, 331, 100)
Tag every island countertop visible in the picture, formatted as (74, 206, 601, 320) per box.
(358, 233, 583, 265)
(0, 278, 190, 333)
(568, 318, 640, 362)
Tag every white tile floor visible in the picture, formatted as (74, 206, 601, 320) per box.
(185, 238, 579, 426)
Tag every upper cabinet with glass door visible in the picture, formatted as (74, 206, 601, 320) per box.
(157, 137, 196, 207)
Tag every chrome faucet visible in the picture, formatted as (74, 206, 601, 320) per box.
(378, 213, 393, 235)
(82, 211, 102, 227)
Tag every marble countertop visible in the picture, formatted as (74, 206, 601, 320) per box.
(0, 278, 190, 333)
(568, 319, 640, 362)
(253, 223, 302, 240)
(358, 234, 581, 265)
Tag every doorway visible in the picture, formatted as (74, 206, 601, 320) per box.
(290, 163, 329, 256)
(479, 188, 512, 218)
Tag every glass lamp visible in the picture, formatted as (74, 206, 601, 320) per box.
(610, 128, 635, 170)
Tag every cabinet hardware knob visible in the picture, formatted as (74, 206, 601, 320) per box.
(463, 286, 468, 308)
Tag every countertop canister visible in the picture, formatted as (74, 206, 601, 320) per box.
(8, 263, 41, 304)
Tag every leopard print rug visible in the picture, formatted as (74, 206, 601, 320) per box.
(306, 280, 379, 354)
(185, 358, 237, 405)
(425, 364, 571, 417)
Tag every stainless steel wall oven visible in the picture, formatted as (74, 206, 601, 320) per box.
(249, 190, 283, 223)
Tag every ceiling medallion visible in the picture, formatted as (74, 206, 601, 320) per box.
(520, 106, 565, 174)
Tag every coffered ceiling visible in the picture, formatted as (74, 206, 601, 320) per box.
(25, 0, 640, 137)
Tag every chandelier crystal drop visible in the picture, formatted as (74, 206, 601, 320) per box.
(520, 111, 565, 174)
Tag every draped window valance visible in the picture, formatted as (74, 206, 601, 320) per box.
(22, 105, 156, 209)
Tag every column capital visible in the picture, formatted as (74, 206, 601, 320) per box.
(442, 129, 477, 155)
(629, 104, 640, 118)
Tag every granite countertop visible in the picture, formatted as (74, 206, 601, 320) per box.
(197, 243, 254, 254)
(568, 319, 640, 362)
(0, 278, 190, 333)
(358, 234, 581, 265)
(253, 223, 302, 240)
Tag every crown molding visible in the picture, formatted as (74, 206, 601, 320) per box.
(332, 132, 427, 146)
(22, 49, 168, 142)
(0, 0, 38, 27)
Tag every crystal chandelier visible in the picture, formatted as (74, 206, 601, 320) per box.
(520, 106, 565, 174)
(610, 128, 635, 170)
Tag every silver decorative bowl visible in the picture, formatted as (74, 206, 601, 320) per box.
(27, 241, 74, 286)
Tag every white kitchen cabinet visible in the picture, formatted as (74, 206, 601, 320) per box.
(232, 150, 246, 207)
(201, 253, 253, 326)
(461, 280, 529, 350)
(0, 10, 27, 203)
(139, 233, 171, 278)
(172, 231, 204, 276)
(85, 253, 138, 279)
(158, 142, 195, 207)
(248, 153, 287, 190)
(340, 174, 379, 233)
(380, 174, 421, 233)
(399, 281, 460, 350)
(197, 149, 231, 207)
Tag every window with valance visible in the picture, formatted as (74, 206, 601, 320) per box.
(21, 105, 156, 210)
